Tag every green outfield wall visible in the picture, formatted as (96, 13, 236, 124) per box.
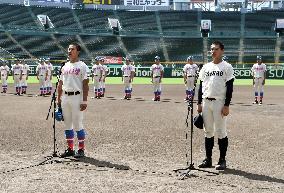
(24, 65, 284, 79)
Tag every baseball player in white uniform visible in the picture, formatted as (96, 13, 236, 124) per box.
(197, 41, 235, 170)
(251, 56, 266, 105)
(100, 57, 108, 97)
(0, 61, 10, 93)
(151, 56, 164, 101)
(57, 43, 89, 158)
(20, 60, 29, 94)
(11, 59, 23, 95)
(36, 59, 48, 96)
(91, 57, 103, 99)
(183, 56, 199, 101)
(45, 58, 53, 95)
(121, 57, 135, 100)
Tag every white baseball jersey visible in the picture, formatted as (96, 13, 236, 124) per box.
(36, 63, 48, 76)
(46, 63, 53, 76)
(21, 64, 29, 75)
(199, 61, 234, 100)
(251, 63, 266, 78)
(183, 63, 199, 76)
(92, 64, 103, 76)
(151, 64, 164, 77)
(102, 65, 109, 76)
(12, 64, 22, 75)
(0, 65, 9, 77)
(121, 64, 135, 76)
(60, 61, 89, 92)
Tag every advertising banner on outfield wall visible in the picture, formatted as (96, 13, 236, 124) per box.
(26, 66, 284, 79)
(124, 0, 169, 6)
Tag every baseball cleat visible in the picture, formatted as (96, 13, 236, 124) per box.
(91, 96, 95, 99)
(74, 149, 85, 158)
(259, 100, 263, 105)
(215, 159, 226, 170)
(252, 100, 258, 104)
(198, 158, 212, 168)
(60, 148, 75, 158)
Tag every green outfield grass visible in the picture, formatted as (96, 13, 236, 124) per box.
(5, 76, 284, 86)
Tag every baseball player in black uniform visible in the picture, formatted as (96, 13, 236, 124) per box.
(197, 41, 234, 170)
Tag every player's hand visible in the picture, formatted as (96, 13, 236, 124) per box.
(103, 78, 106, 82)
(253, 80, 255, 85)
(262, 79, 265, 85)
(151, 79, 153, 83)
(221, 106, 229, 117)
(26, 77, 28, 80)
(197, 104, 202, 113)
(45, 77, 47, 81)
(37, 76, 39, 80)
(129, 79, 132, 83)
(80, 104, 87, 111)
(184, 80, 187, 84)
(159, 79, 162, 83)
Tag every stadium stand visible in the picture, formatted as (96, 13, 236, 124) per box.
(0, 3, 282, 64)
(0, 4, 36, 28)
(117, 11, 158, 31)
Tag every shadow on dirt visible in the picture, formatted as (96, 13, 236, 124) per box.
(222, 168, 284, 184)
(68, 156, 131, 171)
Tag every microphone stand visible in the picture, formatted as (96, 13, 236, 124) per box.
(174, 79, 218, 179)
(46, 62, 65, 157)
(46, 73, 60, 157)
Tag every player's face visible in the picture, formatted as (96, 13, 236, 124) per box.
(68, 45, 79, 62)
(210, 44, 224, 60)
(188, 59, 193, 64)
(257, 60, 261, 65)
(155, 59, 160, 64)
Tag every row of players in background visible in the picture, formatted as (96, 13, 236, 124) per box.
(0, 59, 30, 95)
(0, 55, 267, 103)
(0, 58, 53, 96)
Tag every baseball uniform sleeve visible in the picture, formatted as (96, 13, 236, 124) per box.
(81, 63, 89, 80)
(161, 65, 164, 71)
(183, 65, 186, 72)
(198, 65, 205, 81)
(225, 64, 235, 82)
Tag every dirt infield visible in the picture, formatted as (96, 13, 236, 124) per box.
(0, 84, 283, 193)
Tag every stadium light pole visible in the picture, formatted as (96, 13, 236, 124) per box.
(200, 20, 212, 64)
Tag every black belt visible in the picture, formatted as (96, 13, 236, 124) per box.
(14, 74, 20, 75)
(123, 76, 129, 77)
(154, 76, 160, 78)
(187, 76, 195, 77)
(65, 91, 80, 96)
(206, 97, 216, 101)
